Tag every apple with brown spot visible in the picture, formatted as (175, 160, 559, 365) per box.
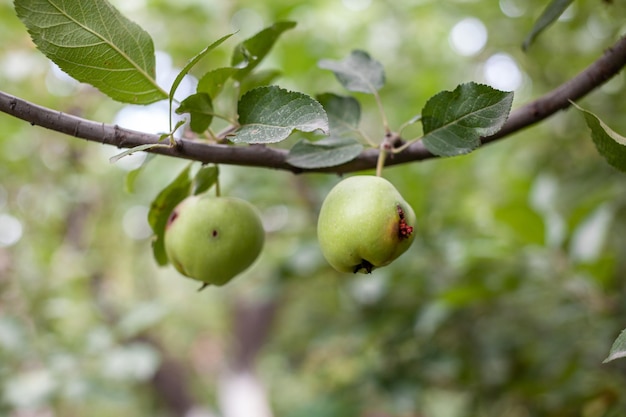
(317, 176, 416, 273)
(164, 195, 265, 287)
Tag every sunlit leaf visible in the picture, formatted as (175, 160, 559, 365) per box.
(175, 93, 214, 133)
(197, 67, 238, 98)
(318, 50, 385, 94)
(148, 165, 192, 266)
(421, 82, 513, 156)
(287, 137, 363, 169)
(523, 0, 574, 50)
(14, 0, 167, 104)
(169, 33, 233, 101)
(231, 21, 296, 81)
(169, 33, 233, 129)
(571, 102, 626, 172)
(232, 86, 328, 144)
(604, 328, 626, 363)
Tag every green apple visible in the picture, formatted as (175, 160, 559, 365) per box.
(164, 195, 265, 286)
(317, 175, 416, 273)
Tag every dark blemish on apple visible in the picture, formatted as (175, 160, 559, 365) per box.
(212, 230, 218, 237)
(396, 205, 413, 240)
(166, 210, 179, 228)
(354, 259, 374, 274)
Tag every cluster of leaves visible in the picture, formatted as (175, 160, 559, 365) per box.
(13, 0, 626, 169)
(13, 0, 517, 165)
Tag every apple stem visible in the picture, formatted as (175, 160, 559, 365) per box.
(215, 170, 221, 197)
(376, 132, 397, 177)
(375, 147, 386, 177)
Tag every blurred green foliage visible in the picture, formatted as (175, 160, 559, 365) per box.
(1, 0, 626, 416)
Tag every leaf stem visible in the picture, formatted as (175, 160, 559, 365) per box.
(356, 129, 378, 147)
(398, 114, 422, 135)
(373, 90, 390, 134)
(392, 137, 421, 154)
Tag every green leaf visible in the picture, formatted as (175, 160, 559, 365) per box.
(316, 93, 361, 138)
(169, 33, 233, 101)
(193, 165, 219, 195)
(604, 328, 626, 363)
(232, 86, 329, 144)
(571, 102, 626, 172)
(231, 21, 296, 81)
(14, 0, 167, 104)
(148, 165, 192, 266)
(287, 137, 363, 169)
(169, 33, 233, 128)
(197, 67, 238, 98)
(421, 82, 514, 157)
(175, 93, 214, 133)
(523, 0, 573, 51)
(318, 50, 385, 94)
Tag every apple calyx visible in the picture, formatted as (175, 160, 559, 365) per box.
(353, 260, 374, 274)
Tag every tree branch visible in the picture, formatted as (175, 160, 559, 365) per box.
(1, 36, 626, 174)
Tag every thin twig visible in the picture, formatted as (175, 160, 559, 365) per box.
(1, 36, 626, 174)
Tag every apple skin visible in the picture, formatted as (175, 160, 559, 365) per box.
(164, 195, 265, 286)
(317, 175, 416, 273)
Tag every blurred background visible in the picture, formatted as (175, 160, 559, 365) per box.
(2, 0, 626, 416)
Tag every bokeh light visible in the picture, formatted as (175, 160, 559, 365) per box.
(483, 53, 523, 91)
(449, 18, 488, 57)
(0, 213, 23, 247)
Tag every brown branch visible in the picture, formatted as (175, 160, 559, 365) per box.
(1, 35, 626, 174)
